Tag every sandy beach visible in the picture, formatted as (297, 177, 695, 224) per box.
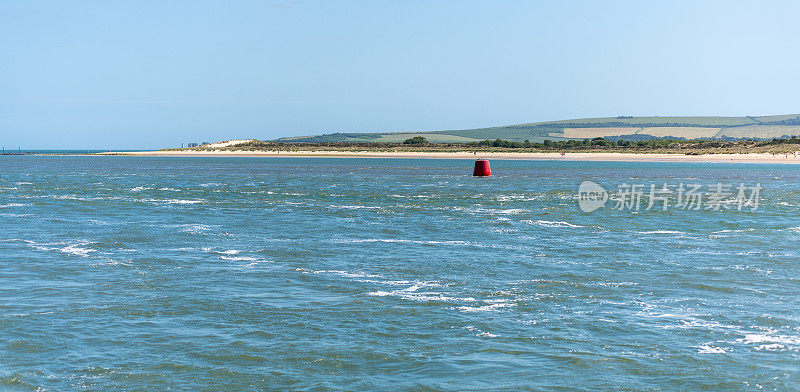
(97, 149, 800, 164)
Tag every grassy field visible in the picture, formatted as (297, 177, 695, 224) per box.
(718, 125, 800, 139)
(276, 114, 800, 143)
(640, 127, 722, 138)
(562, 127, 641, 138)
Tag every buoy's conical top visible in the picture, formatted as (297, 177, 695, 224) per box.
(473, 159, 492, 177)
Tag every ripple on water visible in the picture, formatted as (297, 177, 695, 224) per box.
(3, 157, 800, 390)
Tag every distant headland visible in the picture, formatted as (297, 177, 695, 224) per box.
(97, 113, 800, 163)
(274, 113, 800, 143)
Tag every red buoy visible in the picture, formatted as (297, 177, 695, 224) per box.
(473, 159, 492, 177)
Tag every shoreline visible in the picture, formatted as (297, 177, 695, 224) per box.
(95, 150, 800, 164)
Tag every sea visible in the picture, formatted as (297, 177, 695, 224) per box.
(1, 155, 799, 391)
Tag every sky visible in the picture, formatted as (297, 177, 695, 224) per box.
(2, 0, 800, 149)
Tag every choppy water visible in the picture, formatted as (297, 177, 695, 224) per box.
(2, 156, 800, 391)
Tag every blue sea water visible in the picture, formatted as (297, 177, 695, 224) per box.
(2, 156, 800, 391)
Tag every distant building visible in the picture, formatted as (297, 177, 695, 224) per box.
(187, 143, 199, 148)
(201, 142, 210, 146)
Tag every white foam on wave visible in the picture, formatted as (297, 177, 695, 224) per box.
(639, 230, 684, 235)
(239, 260, 274, 268)
(60, 243, 96, 257)
(495, 194, 539, 202)
(639, 304, 800, 352)
(457, 300, 514, 313)
(151, 199, 202, 205)
(389, 194, 433, 199)
(301, 268, 462, 302)
(1, 238, 33, 244)
(525, 220, 584, 228)
(696, 344, 729, 354)
(367, 288, 471, 303)
(594, 281, 638, 288)
(335, 238, 518, 250)
(0, 203, 29, 208)
(712, 229, 755, 234)
(129, 186, 152, 192)
(38, 194, 126, 202)
(220, 255, 257, 261)
(328, 204, 382, 210)
(307, 269, 384, 279)
(171, 224, 216, 234)
(636, 307, 740, 333)
(737, 333, 800, 351)
(93, 258, 134, 267)
(300, 268, 519, 315)
(462, 325, 500, 337)
(334, 238, 480, 247)
(496, 208, 527, 214)
(450, 206, 528, 215)
(14, 239, 97, 258)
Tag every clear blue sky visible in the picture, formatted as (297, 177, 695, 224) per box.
(2, 0, 800, 149)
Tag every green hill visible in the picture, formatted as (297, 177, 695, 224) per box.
(276, 114, 800, 143)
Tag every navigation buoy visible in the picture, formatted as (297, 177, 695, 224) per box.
(473, 159, 492, 177)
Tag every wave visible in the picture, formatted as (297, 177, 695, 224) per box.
(525, 220, 584, 228)
(148, 199, 202, 205)
(494, 194, 540, 202)
(331, 238, 490, 248)
(220, 255, 257, 261)
(18, 239, 98, 257)
(456, 301, 514, 313)
(367, 289, 470, 303)
(60, 243, 96, 257)
(328, 204, 382, 210)
(737, 333, 800, 351)
(712, 229, 755, 234)
(389, 194, 433, 199)
(239, 261, 273, 268)
(171, 224, 216, 234)
(32, 194, 202, 205)
(696, 344, 728, 354)
(451, 206, 528, 215)
(0, 203, 29, 208)
(299, 269, 384, 279)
